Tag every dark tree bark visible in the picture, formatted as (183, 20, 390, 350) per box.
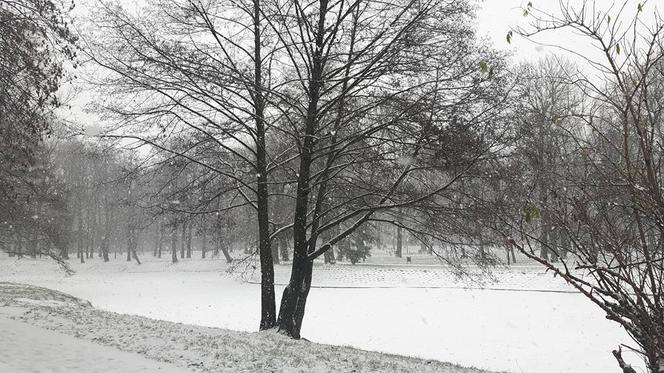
(180, 222, 186, 259)
(253, 0, 276, 331)
(220, 245, 233, 263)
(277, 255, 313, 338)
(201, 227, 207, 259)
(186, 225, 192, 258)
(153, 223, 161, 257)
(612, 348, 637, 373)
(171, 225, 178, 263)
(78, 209, 85, 263)
(396, 225, 403, 258)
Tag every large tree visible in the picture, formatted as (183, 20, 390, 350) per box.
(266, 0, 510, 338)
(88, 0, 281, 329)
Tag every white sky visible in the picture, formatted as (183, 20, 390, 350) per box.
(59, 0, 660, 131)
(475, 0, 658, 65)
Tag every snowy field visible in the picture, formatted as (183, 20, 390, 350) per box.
(0, 282, 482, 373)
(0, 252, 644, 373)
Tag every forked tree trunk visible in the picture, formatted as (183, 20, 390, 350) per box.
(277, 255, 313, 338)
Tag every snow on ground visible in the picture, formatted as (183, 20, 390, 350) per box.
(0, 252, 645, 373)
(0, 282, 487, 373)
(0, 315, 189, 373)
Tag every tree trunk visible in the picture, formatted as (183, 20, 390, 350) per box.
(220, 242, 233, 263)
(276, 1, 327, 337)
(126, 225, 132, 262)
(323, 248, 335, 264)
(186, 225, 192, 258)
(171, 225, 178, 263)
(279, 235, 290, 262)
(277, 255, 313, 338)
(201, 228, 207, 259)
(28, 235, 36, 258)
(396, 225, 403, 258)
(101, 237, 109, 262)
(131, 244, 141, 265)
(153, 223, 160, 257)
(336, 243, 345, 261)
(180, 223, 186, 259)
(254, 15, 276, 332)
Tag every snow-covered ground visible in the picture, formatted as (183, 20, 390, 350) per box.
(0, 253, 645, 373)
(0, 282, 487, 373)
(0, 315, 189, 373)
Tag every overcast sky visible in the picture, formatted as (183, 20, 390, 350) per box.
(476, 0, 658, 65)
(63, 0, 659, 132)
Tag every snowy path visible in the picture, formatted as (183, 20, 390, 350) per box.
(0, 316, 190, 373)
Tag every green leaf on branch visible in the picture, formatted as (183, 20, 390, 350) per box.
(479, 60, 489, 73)
(551, 115, 561, 125)
(615, 43, 621, 55)
(638, 3, 643, 12)
(522, 202, 541, 224)
(524, 1, 532, 16)
(506, 30, 513, 44)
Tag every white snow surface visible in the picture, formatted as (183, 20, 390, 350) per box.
(0, 252, 646, 373)
(0, 282, 485, 373)
(0, 315, 189, 373)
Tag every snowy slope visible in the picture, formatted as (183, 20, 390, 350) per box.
(0, 315, 190, 373)
(0, 282, 491, 373)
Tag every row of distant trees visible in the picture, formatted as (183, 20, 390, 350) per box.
(2, 0, 663, 371)
(2, 133, 429, 265)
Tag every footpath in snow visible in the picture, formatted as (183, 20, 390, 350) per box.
(0, 282, 491, 373)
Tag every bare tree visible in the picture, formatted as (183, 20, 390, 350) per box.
(496, 2, 664, 372)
